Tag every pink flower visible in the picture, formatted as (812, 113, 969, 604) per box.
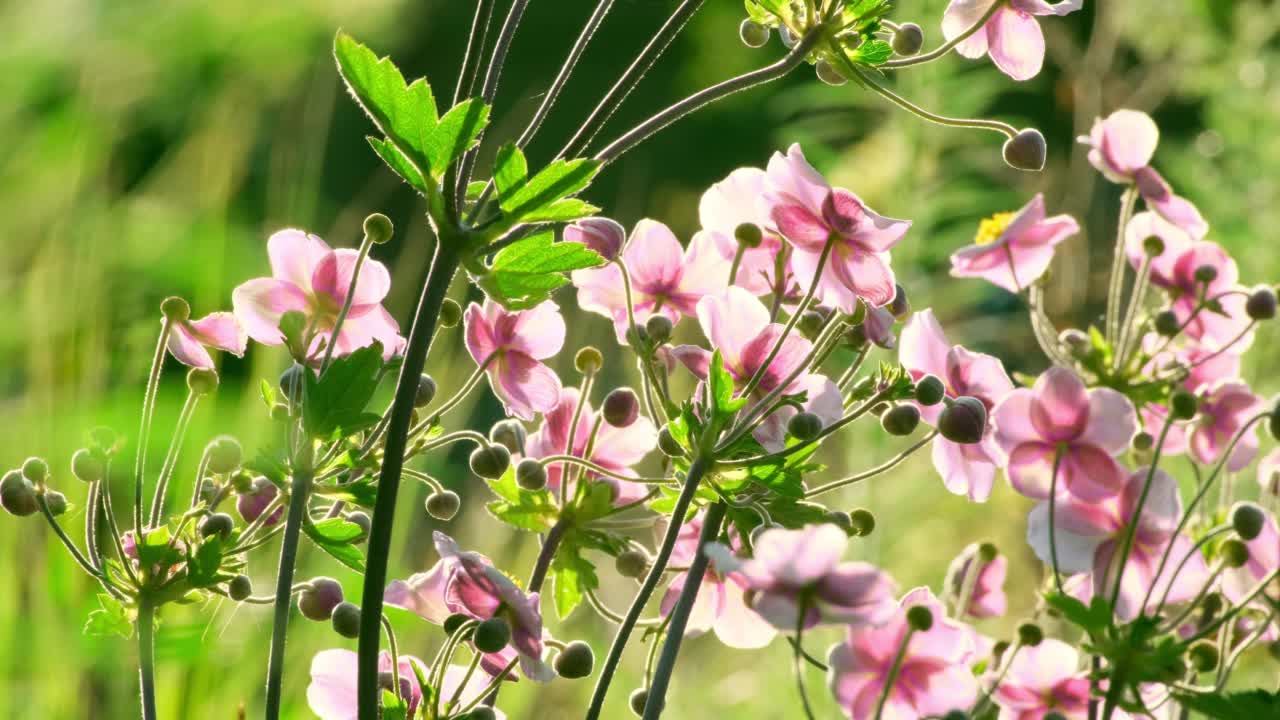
(945, 544, 1008, 619)
(165, 311, 246, 369)
(571, 219, 726, 343)
(1222, 511, 1280, 605)
(700, 167, 792, 296)
(659, 512, 777, 649)
(1259, 449, 1280, 496)
(705, 524, 896, 630)
(307, 649, 505, 720)
(941, 0, 1083, 81)
(564, 217, 625, 262)
(992, 638, 1090, 720)
(1027, 467, 1209, 621)
(523, 386, 657, 505)
(232, 229, 405, 361)
(463, 299, 565, 421)
(949, 194, 1080, 293)
(1188, 380, 1264, 472)
(670, 287, 843, 452)
(764, 144, 911, 312)
(1081, 111, 1208, 238)
(384, 532, 553, 682)
(827, 587, 980, 720)
(900, 309, 1014, 501)
(994, 367, 1137, 501)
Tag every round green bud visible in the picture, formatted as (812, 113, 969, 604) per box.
(460, 708, 497, 720)
(1143, 235, 1166, 257)
(849, 508, 876, 537)
(187, 368, 219, 395)
(625, 325, 650, 347)
(44, 491, 68, 517)
(469, 444, 511, 480)
(489, 419, 527, 455)
(1170, 390, 1199, 420)
(1231, 502, 1266, 541)
(0, 470, 38, 517)
(70, 448, 104, 483)
(1220, 539, 1250, 568)
(1131, 431, 1155, 452)
(21, 457, 48, 484)
(906, 604, 934, 632)
(160, 296, 191, 323)
(825, 510, 854, 534)
(473, 617, 511, 654)
(787, 412, 824, 441)
(439, 298, 463, 328)
(206, 436, 242, 474)
(1017, 622, 1043, 647)
(657, 427, 684, 458)
(615, 549, 648, 579)
(644, 314, 673, 345)
(228, 574, 253, 602)
(270, 402, 291, 422)
(992, 640, 1012, 659)
(344, 511, 371, 543)
(797, 310, 826, 339)
(299, 577, 345, 621)
(734, 222, 764, 248)
(515, 459, 548, 492)
(1153, 310, 1180, 337)
(363, 213, 394, 244)
(1002, 128, 1047, 172)
(331, 601, 362, 638)
(575, 347, 604, 374)
(739, 19, 770, 48)
(1059, 329, 1091, 357)
(200, 512, 235, 540)
(629, 688, 654, 717)
(914, 375, 946, 406)
(1246, 286, 1277, 320)
(881, 404, 921, 436)
(815, 59, 848, 86)
(1193, 264, 1219, 285)
(891, 22, 924, 56)
(415, 374, 438, 408)
(443, 613, 470, 636)
(941, 712, 968, 720)
(603, 388, 641, 428)
(426, 491, 461, 521)
(1189, 641, 1220, 672)
(1201, 592, 1224, 618)
(554, 640, 595, 679)
(889, 284, 911, 320)
(938, 397, 988, 444)
(977, 542, 999, 564)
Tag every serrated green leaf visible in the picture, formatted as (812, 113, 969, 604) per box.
(311, 517, 365, 543)
(494, 143, 529, 197)
(303, 518, 366, 571)
(303, 342, 384, 438)
(485, 467, 559, 531)
(425, 98, 489, 175)
(368, 137, 430, 196)
(84, 593, 133, 639)
(497, 158, 601, 224)
(851, 39, 893, 66)
(550, 541, 597, 619)
(478, 230, 605, 309)
(380, 690, 409, 720)
(1173, 690, 1280, 718)
(186, 539, 225, 588)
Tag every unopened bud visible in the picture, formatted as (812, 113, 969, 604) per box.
(279, 365, 305, 405)
(515, 459, 548, 492)
(739, 19, 770, 48)
(565, 217, 626, 262)
(815, 60, 847, 86)
(44, 491, 68, 516)
(906, 605, 934, 632)
(1170, 390, 1199, 420)
(1271, 401, 1280, 441)
(443, 613, 470, 636)
(645, 314, 673, 344)
(415, 374, 438, 407)
(200, 512, 234, 540)
(629, 688, 651, 717)
(489, 419, 527, 455)
(914, 375, 946, 406)
(473, 617, 511, 653)
(1231, 502, 1266, 541)
(977, 542, 999, 563)
(849, 508, 876, 537)
(575, 347, 604, 374)
(1003, 128, 1047, 172)
(331, 602, 361, 638)
(825, 510, 854, 535)
(1193, 264, 1219, 285)
(734, 222, 764, 248)
(657, 428, 684, 457)
(22, 457, 48, 484)
(797, 310, 826, 339)
(1017, 622, 1043, 647)
(554, 640, 595, 679)
(1131, 432, 1154, 452)
(70, 449, 104, 483)
(299, 577, 345, 621)
(881, 404, 921, 436)
(462, 708, 497, 720)
(206, 436, 243, 474)
(615, 549, 648, 578)
(363, 213, 393, 244)
(187, 368, 219, 395)
(228, 574, 253, 602)
(345, 511, 371, 543)
(1220, 539, 1250, 568)
(1154, 310, 1180, 337)
(888, 284, 911, 320)
(1246, 286, 1277, 320)
(1189, 641, 1219, 672)
(938, 397, 987, 444)
(891, 22, 924, 56)
(2, 470, 40, 517)
(787, 412, 824, 441)
(426, 491, 461, 521)
(469, 444, 511, 480)
(603, 388, 641, 428)
(1143, 235, 1165, 256)
(439, 299, 463, 328)
(160, 296, 191, 323)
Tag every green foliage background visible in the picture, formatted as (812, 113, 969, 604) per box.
(1, 0, 1277, 717)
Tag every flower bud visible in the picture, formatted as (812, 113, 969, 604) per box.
(461, 708, 497, 720)
(415, 374, 438, 408)
(888, 284, 911, 320)
(200, 512, 234, 540)
(1153, 310, 1180, 337)
(1193, 264, 1218, 285)
(1170, 389, 1199, 420)
(739, 19, 770, 48)
(881, 404, 921, 436)
(439, 299, 463, 328)
(1246, 286, 1277, 320)
(515, 459, 548, 492)
(1044, 713, 1068, 720)
(554, 640, 595, 679)
(892, 23, 924, 56)
(733, 222, 764, 249)
(1271, 401, 1280, 441)
(443, 613, 470, 636)
(1017, 622, 1043, 647)
(849, 508, 876, 537)
(1, 470, 39, 517)
(17, 457, 49, 486)
(1189, 641, 1219, 673)
(489, 419, 527, 455)
(1142, 235, 1166, 256)
(575, 347, 604, 374)
(469, 444, 511, 480)
(797, 310, 826, 339)
(237, 478, 283, 526)
(270, 402, 291, 422)
(363, 213, 394, 244)
(187, 368, 219, 395)
(815, 59, 848, 86)
(278, 364, 305, 403)
(657, 428, 684, 457)
(825, 510, 854, 535)
(1220, 539, 1250, 568)
(1003, 128, 1047, 172)
(941, 713, 968, 720)
(1231, 502, 1266, 541)
(603, 388, 641, 428)
(615, 549, 648, 578)
(70, 449, 104, 483)
(299, 577, 345, 621)
(565, 217, 626, 262)
(978, 542, 999, 563)
(426, 491, 461, 521)
(644, 314, 673, 345)
(160, 296, 191, 323)
(44, 491, 68, 516)
(473, 617, 511, 653)
(331, 601, 361, 638)
(787, 412, 823, 441)
(1200, 592, 1224, 618)
(1058, 329, 1091, 357)
(906, 604, 934, 632)
(228, 574, 253, 602)
(938, 397, 987, 444)
(625, 325, 650, 347)
(206, 436, 242, 474)
(913, 375, 946, 406)
(843, 324, 869, 349)
(345, 511, 371, 543)
(1269, 639, 1280, 662)
(1131, 432, 1154, 452)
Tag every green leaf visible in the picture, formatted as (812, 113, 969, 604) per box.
(850, 39, 893, 66)
(426, 98, 489, 175)
(708, 350, 748, 420)
(279, 311, 308, 360)
(380, 690, 409, 720)
(550, 541, 597, 619)
(1044, 591, 1112, 637)
(368, 137, 430, 196)
(477, 230, 605, 309)
(84, 593, 133, 639)
(310, 517, 365, 543)
(186, 539, 225, 588)
(493, 143, 529, 197)
(485, 467, 559, 532)
(574, 482, 616, 525)
(259, 379, 276, 409)
(246, 447, 290, 486)
(135, 527, 183, 570)
(1173, 690, 1280, 719)
(496, 158, 601, 224)
(303, 519, 367, 571)
(303, 342, 384, 438)
(334, 33, 438, 176)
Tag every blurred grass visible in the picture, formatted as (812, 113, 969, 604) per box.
(2, 0, 1279, 717)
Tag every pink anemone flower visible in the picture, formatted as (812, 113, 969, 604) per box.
(1188, 380, 1264, 472)
(945, 543, 1008, 619)
(1080, 110, 1208, 239)
(993, 367, 1137, 502)
(764, 144, 911, 312)
(900, 309, 1014, 501)
(659, 512, 777, 649)
(941, 0, 1083, 81)
(523, 386, 657, 505)
(232, 229, 405, 361)
(700, 167, 792, 296)
(949, 194, 1080, 293)
(384, 532, 553, 682)
(705, 523, 897, 631)
(1027, 467, 1210, 621)
(165, 310, 246, 369)
(307, 649, 505, 720)
(463, 299, 566, 421)
(827, 587, 980, 720)
(670, 287, 843, 452)
(991, 638, 1091, 720)
(571, 219, 726, 343)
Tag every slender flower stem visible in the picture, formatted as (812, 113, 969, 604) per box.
(264, 456, 314, 720)
(320, 235, 375, 373)
(805, 430, 938, 498)
(585, 456, 711, 720)
(99, 474, 141, 588)
(1047, 447, 1066, 594)
(1180, 321, 1258, 372)
(1150, 526, 1229, 616)
(972, 643, 1022, 717)
(561, 372, 595, 506)
(721, 389, 892, 469)
(39, 494, 113, 589)
(873, 628, 916, 720)
(134, 319, 174, 532)
(643, 500, 727, 719)
(455, 0, 532, 196)
(851, 65, 1016, 138)
(1108, 413, 1175, 612)
(791, 607, 817, 720)
(1181, 569, 1280, 645)
(882, 0, 1006, 68)
(539, 455, 672, 485)
(380, 614, 403, 703)
(1105, 187, 1140, 345)
(1115, 254, 1152, 370)
(528, 518, 569, 593)
(148, 389, 202, 528)
(85, 480, 103, 570)
(357, 244, 460, 719)
(403, 355, 496, 444)
(137, 599, 158, 720)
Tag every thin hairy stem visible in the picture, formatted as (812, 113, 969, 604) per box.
(883, 0, 1006, 68)
(320, 235, 375, 372)
(134, 319, 174, 531)
(148, 389, 202, 528)
(874, 627, 916, 720)
(850, 64, 1016, 137)
(805, 430, 938, 498)
(264, 459, 313, 720)
(1108, 414, 1175, 612)
(1104, 187, 1140, 345)
(1047, 447, 1066, 594)
(137, 599, 158, 720)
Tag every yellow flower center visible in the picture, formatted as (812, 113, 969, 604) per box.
(974, 211, 1016, 246)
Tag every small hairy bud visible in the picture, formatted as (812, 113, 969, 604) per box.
(1058, 329, 1091, 357)
(1231, 502, 1266, 541)
(843, 324, 869, 349)
(575, 347, 604, 374)
(363, 213, 394, 244)
(206, 436, 242, 474)
(630, 688, 657, 717)
(1220, 539, 1250, 568)
(299, 578, 345, 621)
(938, 397, 987, 444)
(734, 222, 764, 248)
(1246, 286, 1277, 320)
(615, 549, 648, 579)
(1131, 432, 1154, 452)
(739, 19, 770, 48)
(1003, 128, 1047, 172)
(554, 640, 595, 679)
(787, 412, 823, 441)
(228, 574, 253, 602)
(160, 296, 191, 323)
(415, 374, 438, 408)
(815, 60, 848, 86)
(515, 459, 548, 492)
(22, 457, 49, 484)
(825, 510, 854, 534)
(443, 613, 470, 636)
(439, 299, 463, 328)
(44, 491, 68, 516)
(200, 512, 234, 540)
(70, 449, 104, 483)
(849, 508, 876, 537)
(187, 368, 219, 395)
(906, 605, 934, 632)
(1201, 592, 1224, 618)
(797, 310, 826, 339)
(0, 470, 38, 517)
(469, 444, 511, 480)
(1193, 264, 1218, 285)
(426, 491, 461, 521)
(603, 388, 641, 428)
(331, 602, 361, 638)
(1189, 641, 1219, 673)
(1170, 390, 1199, 420)
(657, 427, 684, 457)
(473, 617, 511, 653)
(489, 419, 527, 455)
(344, 511, 371, 543)
(1142, 235, 1165, 257)
(644, 314, 673, 345)
(881, 404, 921, 436)
(891, 22, 924, 56)
(1153, 310, 1180, 337)
(913, 375, 946, 406)
(565, 217, 625, 262)
(1017, 622, 1043, 647)
(889, 284, 911, 320)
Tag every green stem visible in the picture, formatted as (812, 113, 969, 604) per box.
(1105, 187, 1139, 345)
(873, 627, 916, 720)
(791, 607, 817, 720)
(134, 319, 173, 531)
(882, 0, 1005, 68)
(320, 235, 375, 373)
(264, 459, 313, 720)
(1108, 415, 1174, 612)
(148, 389, 202, 527)
(137, 599, 158, 720)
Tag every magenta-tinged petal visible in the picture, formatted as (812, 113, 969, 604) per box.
(1134, 166, 1209, 240)
(1093, 110, 1160, 180)
(669, 345, 712, 380)
(828, 246, 898, 308)
(1078, 388, 1138, 455)
(564, 217, 625, 261)
(749, 524, 848, 589)
(325, 305, 406, 361)
(189, 312, 247, 355)
(739, 325, 812, 395)
(815, 562, 898, 626)
(750, 589, 818, 631)
(1059, 445, 1127, 501)
(789, 247, 855, 315)
(508, 301, 566, 360)
(695, 287, 771, 371)
(490, 352, 561, 421)
(838, 195, 912, 253)
(941, 0, 996, 59)
(463, 302, 500, 365)
(949, 242, 1026, 293)
(384, 559, 452, 624)
(231, 277, 310, 346)
(166, 322, 216, 369)
(764, 144, 831, 217)
(947, 347, 1014, 409)
(771, 201, 831, 249)
(1005, 441, 1060, 499)
(1012, 0, 1083, 16)
(986, 7, 1046, 81)
(669, 229, 732, 314)
(623, 219, 685, 291)
(1029, 367, 1090, 441)
(310, 249, 392, 308)
(268, 229, 331, 293)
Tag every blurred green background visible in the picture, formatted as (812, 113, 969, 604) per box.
(2, 0, 1278, 717)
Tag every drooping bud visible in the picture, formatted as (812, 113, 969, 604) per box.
(1246, 286, 1277, 320)
(565, 217, 626, 262)
(299, 577, 345, 621)
(733, 222, 764, 249)
(469, 444, 511, 480)
(888, 284, 911, 320)
(891, 22, 924, 56)
(739, 19, 770, 48)
(554, 640, 595, 679)
(881, 404, 921, 436)
(187, 367, 219, 395)
(1142, 235, 1165, 257)
(1220, 539, 1250, 568)
(331, 602, 362, 638)
(1003, 129, 1047, 172)
(1189, 641, 1220, 673)
(575, 347, 604, 374)
(1017, 622, 1044, 647)
(228, 574, 253, 602)
(439, 299, 463, 328)
(345, 511, 371, 543)
(849, 508, 876, 537)
(797, 310, 826, 339)
(70, 449, 104, 483)
(1170, 390, 1199, 420)
(825, 510, 854, 535)
(938, 397, 987, 444)
(44, 491, 68, 516)
(426, 491, 461, 521)
(160, 296, 191, 323)
(657, 427, 684, 457)
(415, 374, 438, 408)
(1154, 310, 1180, 337)
(787, 412, 823, 441)
(515, 459, 548, 492)
(489, 419, 527, 455)
(615, 549, 648, 579)
(1193, 264, 1219, 285)
(443, 613, 470, 636)
(1231, 502, 1266, 541)
(914, 375, 946, 406)
(603, 388, 641, 428)
(644, 314, 673, 345)
(363, 213, 394, 244)
(815, 60, 848, 86)
(906, 604, 934, 632)
(629, 688, 651, 717)
(206, 436, 243, 474)
(200, 512, 235, 540)
(473, 617, 511, 653)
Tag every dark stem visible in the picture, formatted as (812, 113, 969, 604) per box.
(356, 244, 461, 719)
(263, 464, 313, 720)
(517, 0, 614, 149)
(137, 599, 158, 720)
(642, 500, 727, 719)
(528, 518, 570, 593)
(446, 0, 497, 212)
(584, 456, 710, 720)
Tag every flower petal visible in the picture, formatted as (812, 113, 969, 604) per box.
(987, 7, 1046, 81)
(268, 229, 330, 293)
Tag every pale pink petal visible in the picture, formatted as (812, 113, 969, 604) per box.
(992, 388, 1041, 448)
(660, 573, 723, 636)
(188, 312, 247, 355)
(166, 323, 215, 369)
(1012, 0, 1083, 16)
(231, 277, 310, 346)
(623, 219, 685, 290)
(310, 249, 392, 308)
(700, 167, 769, 234)
(307, 649, 360, 720)
(942, 0, 997, 59)
(591, 412, 658, 469)
(771, 202, 831, 249)
(932, 438, 998, 502)
(1134, 167, 1209, 240)
(564, 217, 625, 261)
(327, 305, 405, 360)
(670, 345, 712, 380)
(714, 577, 778, 649)
(1124, 211, 1195, 288)
(490, 352, 562, 421)
(1078, 388, 1138, 455)
(1030, 367, 1090, 441)
(268, 229, 330, 293)
(987, 7, 1046, 81)
(828, 247, 897, 308)
(508, 301, 566, 360)
(669, 230, 731, 313)
(464, 302, 500, 364)
(441, 665, 508, 720)
(900, 310, 952, 385)
(764, 144, 831, 215)
(751, 524, 848, 588)
(1095, 110, 1160, 179)
(950, 242, 1026, 293)
(1006, 441, 1060, 499)
(1003, 638, 1080, 692)
(695, 287, 771, 369)
(1059, 445, 1128, 501)
(1026, 503, 1104, 574)
(385, 561, 452, 624)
